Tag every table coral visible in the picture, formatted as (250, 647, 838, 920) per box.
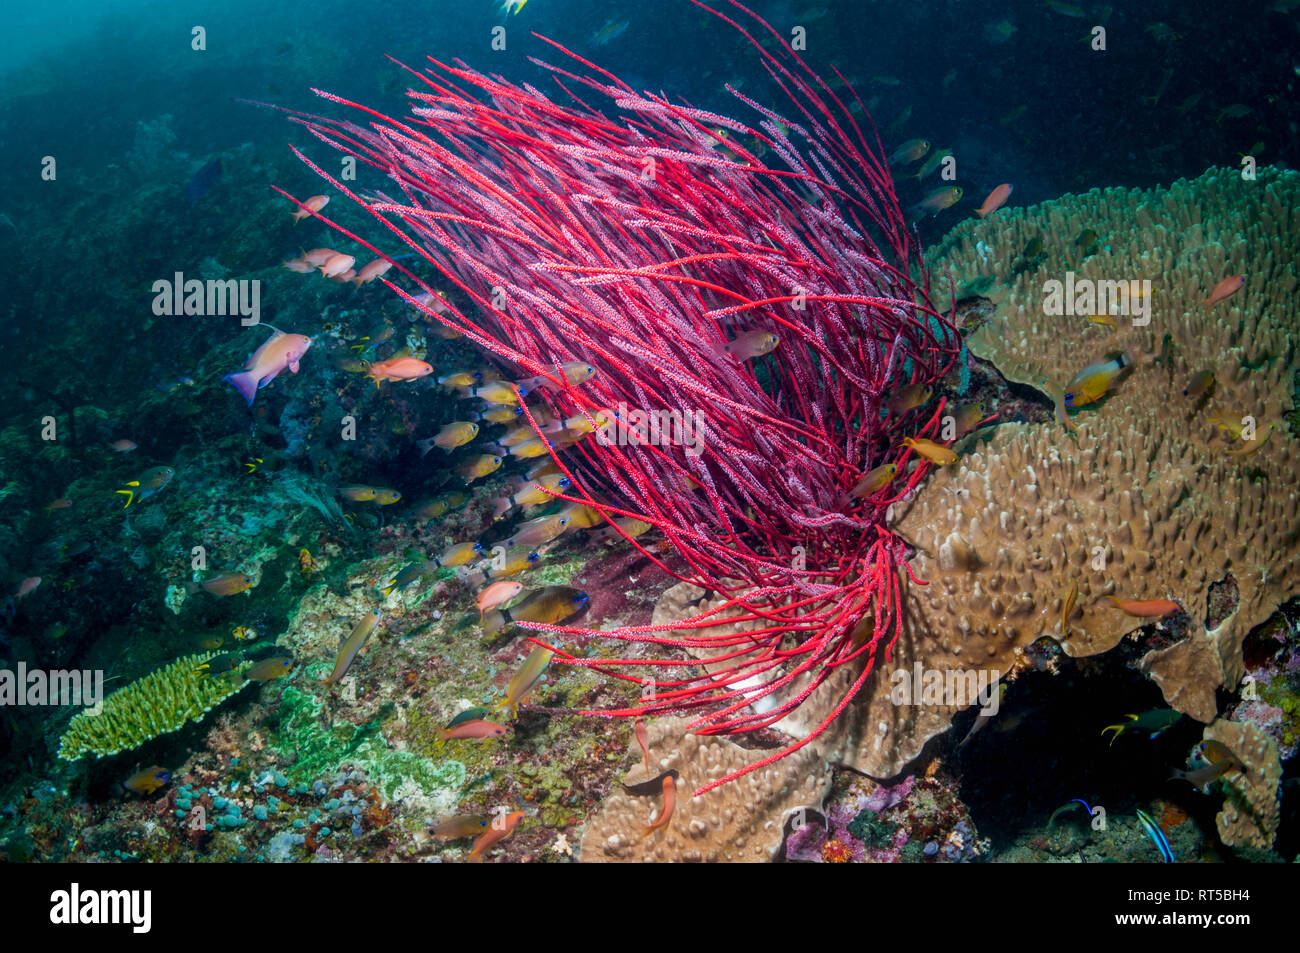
(58, 652, 249, 760)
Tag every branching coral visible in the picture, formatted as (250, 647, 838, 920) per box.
(58, 652, 249, 760)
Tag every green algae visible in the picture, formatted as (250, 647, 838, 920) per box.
(270, 684, 465, 804)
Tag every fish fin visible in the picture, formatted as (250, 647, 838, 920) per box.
(224, 370, 260, 407)
(115, 489, 135, 508)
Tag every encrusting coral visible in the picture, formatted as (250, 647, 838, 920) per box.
(1201, 718, 1282, 849)
(579, 715, 831, 863)
(58, 652, 249, 760)
(892, 167, 1299, 737)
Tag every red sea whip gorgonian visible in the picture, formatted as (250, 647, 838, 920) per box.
(273, 0, 959, 795)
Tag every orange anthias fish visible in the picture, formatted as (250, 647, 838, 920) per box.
(438, 719, 510, 741)
(224, 330, 313, 407)
(634, 718, 651, 771)
(477, 580, 524, 618)
(468, 810, 525, 862)
(367, 356, 434, 385)
(109, 439, 137, 453)
(1105, 596, 1180, 618)
(351, 259, 393, 286)
(319, 252, 355, 278)
(189, 571, 255, 597)
(621, 770, 680, 839)
(289, 194, 329, 223)
(974, 183, 1013, 218)
(124, 766, 171, 796)
(1202, 275, 1245, 307)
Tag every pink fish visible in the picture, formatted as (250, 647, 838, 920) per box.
(290, 194, 329, 223)
(14, 576, 41, 599)
(1203, 275, 1245, 307)
(974, 183, 1012, 218)
(438, 719, 510, 741)
(224, 330, 313, 406)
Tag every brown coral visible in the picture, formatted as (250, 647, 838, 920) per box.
(578, 715, 831, 862)
(1202, 719, 1282, 849)
(896, 167, 1300, 727)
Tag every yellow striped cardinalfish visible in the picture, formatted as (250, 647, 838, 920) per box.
(724, 329, 780, 360)
(123, 766, 171, 796)
(412, 491, 469, 521)
(245, 654, 294, 682)
(430, 814, 490, 840)
(381, 561, 430, 596)
(186, 571, 255, 597)
(851, 463, 898, 499)
(593, 517, 653, 543)
(494, 473, 571, 510)
(436, 370, 482, 389)
(482, 586, 589, 636)
(516, 361, 598, 393)
(477, 406, 522, 425)
(457, 548, 540, 587)
(1063, 352, 1130, 408)
(560, 502, 605, 531)
(504, 514, 571, 549)
(455, 454, 503, 483)
(495, 645, 555, 721)
(417, 421, 479, 456)
(325, 609, 383, 685)
(433, 540, 483, 568)
(464, 381, 525, 405)
(902, 437, 958, 465)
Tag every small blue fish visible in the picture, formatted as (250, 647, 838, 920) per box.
(184, 158, 223, 203)
(1135, 809, 1175, 863)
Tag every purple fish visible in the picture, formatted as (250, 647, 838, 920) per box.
(224, 330, 313, 406)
